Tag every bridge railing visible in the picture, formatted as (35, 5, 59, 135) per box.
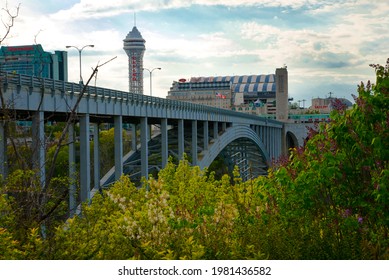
(0, 72, 282, 126)
(289, 114, 330, 123)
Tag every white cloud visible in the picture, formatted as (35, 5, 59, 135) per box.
(47, 0, 334, 21)
(2, 0, 388, 100)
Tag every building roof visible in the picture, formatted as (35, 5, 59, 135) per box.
(0, 44, 52, 63)
(123, 26, 146, 52)
(124, 26, 145, 41)
(190, 74, 274, 84)
(186, 74, 276, 94)
(232, 82, 275, 93)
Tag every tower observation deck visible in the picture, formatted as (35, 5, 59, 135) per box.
(123, 26, 145, 94)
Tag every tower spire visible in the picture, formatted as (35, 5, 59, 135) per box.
(123, 23, 146, 94)
(134, 12, 136, 27)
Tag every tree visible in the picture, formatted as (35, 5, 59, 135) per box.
(262, 58, 389, 259)
(0, 2, 117, 252)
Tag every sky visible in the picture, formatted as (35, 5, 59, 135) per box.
(1, 0, 388, 106)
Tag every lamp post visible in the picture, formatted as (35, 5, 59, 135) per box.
(66, 44, 94, 84)
(143, 67, 161, 96)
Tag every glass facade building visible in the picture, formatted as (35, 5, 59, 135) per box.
(0, 44, 68, 81)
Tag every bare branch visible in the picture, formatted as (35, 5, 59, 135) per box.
(0, 3, 20, 45)
(98, 56, 117, 68)
(34, 29, 43, 45)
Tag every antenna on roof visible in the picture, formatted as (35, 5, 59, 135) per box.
(134, 12, 136, 26)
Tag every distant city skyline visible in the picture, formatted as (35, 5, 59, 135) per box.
(2, 0, 388, 106)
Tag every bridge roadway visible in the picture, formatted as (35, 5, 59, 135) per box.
(0, 72, 293, 215)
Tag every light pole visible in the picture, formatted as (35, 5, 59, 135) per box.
(66, 44, 94, 84)
(143, 67, 161, 96)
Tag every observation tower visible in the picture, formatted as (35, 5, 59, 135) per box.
(123, 25, 146, 94)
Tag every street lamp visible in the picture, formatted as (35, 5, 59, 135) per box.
(66, 44, 94, 84)
(143, 67, 161, 96)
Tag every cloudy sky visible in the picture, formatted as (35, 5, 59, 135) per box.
(1, 0, 388, 105)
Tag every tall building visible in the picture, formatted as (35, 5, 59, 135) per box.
(123, 26, 146, 94)
(275, 67, 288, 121)
(167, 67, 289, 121)
(0, 44, 68, 81)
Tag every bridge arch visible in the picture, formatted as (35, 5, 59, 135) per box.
(198, 125, 270, 177)
(285, 131, 298, 154)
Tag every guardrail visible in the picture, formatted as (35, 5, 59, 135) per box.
(289, 114, 330, 123)
(0, 71, 282, 125)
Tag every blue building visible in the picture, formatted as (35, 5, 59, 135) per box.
(0, 44, 68, 81)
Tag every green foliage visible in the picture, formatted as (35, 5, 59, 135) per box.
(98, 128, 116, 176)
(265, 58, 389, 259)
(47, 144, 69, 177)
(0, 194, 23, 259)
(0, 227, 22, 259)
(98, 128, 131, 176)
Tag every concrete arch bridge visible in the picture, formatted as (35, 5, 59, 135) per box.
(0, 72, 308, 214)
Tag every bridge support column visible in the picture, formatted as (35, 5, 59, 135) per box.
(269, 127, 273, 158)
(222, 122, 227, 132)
(178, 119, 184, 159)
(192, 120, 197, 166)
(140, 117, 148, 180)
(276, 128, 281, 159)
(32, 111, 45, 187)
(273, 128, 277, 159)
(266, 128, 269, 157)
(93, 123, 100, 189)
(271, 128, 275, 159)
(271, 128, 275, 160)
(80, 114, 90, 203)
(213, 121, 218, 140)
(281, 126, 287, 156)
(269, 128, 273, 160)
(161, 118, 168, 168)
(0, 122, 7, 180)
(272, 128, 276, 159)
(68, 123, 76, 217)
(114, 116, 123, 180)
(203, 120, 209, 151)
(255, 126, 260, 137)
(131, 124, 137, 151)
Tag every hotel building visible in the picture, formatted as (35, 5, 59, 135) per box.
(167, 67, 289, 121)
(0, 44, 68, 81)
